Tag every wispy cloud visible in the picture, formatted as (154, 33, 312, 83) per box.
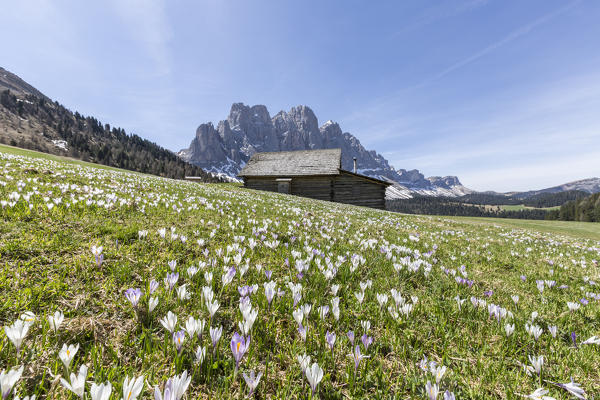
(344, 0, 581, 129)
(393, 0, 491, 36)
(423, 0, 581, 85)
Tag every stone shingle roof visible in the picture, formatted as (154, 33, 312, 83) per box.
(238, 148, 342, 177)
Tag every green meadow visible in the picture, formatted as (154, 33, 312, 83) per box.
(1, 146, 598, 399)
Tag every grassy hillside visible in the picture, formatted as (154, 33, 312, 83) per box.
(453, 216, 600, 241)
(1, 147, 599, 399)
(500, 204, 561, 212)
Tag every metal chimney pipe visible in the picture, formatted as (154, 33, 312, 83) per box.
(353, 157, 357, 174)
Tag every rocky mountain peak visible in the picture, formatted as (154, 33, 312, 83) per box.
(427, 176, 463, 188)
(179, 102, 471, 197)
(0, 67, 48, 100)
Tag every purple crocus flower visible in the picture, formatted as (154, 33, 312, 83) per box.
(325, 331, 336, 352)
(265, 270, 272, 279)
(238, 286, 250, 297)
(165, 272, 179, 290)
(293, 293, 302, 307)
(298, 324, 308, 342)
(242, 370, 263, 397)
(571, 332, 577, 348)
(284, 258, 289, 267)
(347, 331, 355, 345)
(348, 345, 369, 373)
(484, 290, 493, 297)
(149, 279, 159, 294)
(125, 288, 142, 307)
(154, 371, 191, 400)
(520, 275, 527, 282)
(173, 330, 186, 353)
(580, 298, 589, 305)
(297, 272, 304, 280)
(230, 332, 250, 370)
(264, 281, 276, 305)
(222, 266, 236, 287)
(361, 334, 373, 351)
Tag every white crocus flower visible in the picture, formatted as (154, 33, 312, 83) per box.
(153, 370, 191, 400)
(292, 309, 304, 326)
(581, 336, 600, 345)
(354, 291, 365, 304)
(160, 311, 178, 333)
(361, 320, 371, 333)
(376, 293, 388, 307)
(206, 300, 220, 318)
(331, 284, 340, 296)
(148, 297, 159, 313)
(304, 363, 323, 396)
(194, 346, 206, 365)
(185, 316, 201, 339)
(505, 323, 515, 337)
(297, 354, 311, 372)
(528, 355, 544, 375)
(48, 311, 65, 333)
(331, 297, 340, 321)
(60, 364, 88, 399)
(4, 319, 31, 353)
(301, 304, 312, 318)
(548, 380, 586, 399)
(1, 365, 24, 399)
(176, 284, 190, 301)
(90, 381, 112, 400)
(59, 343, 79, 370)
(120, 375, 144, 400)
(522, 388, 556, 400)
(525, 323, 543, 341)
(19, 312, 36, 324)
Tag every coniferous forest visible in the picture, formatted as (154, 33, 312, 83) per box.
(0, 89, 220, 182)
(386, 196, 549, 220)
(387, 191, 600, 222)
(546, 192, 600, 222)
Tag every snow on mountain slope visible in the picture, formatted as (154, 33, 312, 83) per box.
(512, 177, 600, 199)
(180, 103, 472, 197)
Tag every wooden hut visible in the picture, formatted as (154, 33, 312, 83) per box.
(237, 148, 390, 209)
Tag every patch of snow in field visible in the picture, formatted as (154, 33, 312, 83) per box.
(52, 139, 68, 150)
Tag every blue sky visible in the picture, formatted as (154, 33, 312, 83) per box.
(2, 0, 599, 191)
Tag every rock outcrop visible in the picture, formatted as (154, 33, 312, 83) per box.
(179, 103, 471, 196)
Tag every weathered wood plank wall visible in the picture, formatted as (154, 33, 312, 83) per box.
(243, 174, 386, 210)
(333, 174, 386, 209)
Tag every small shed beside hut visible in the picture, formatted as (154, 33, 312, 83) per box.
(237, 148, 390, 209)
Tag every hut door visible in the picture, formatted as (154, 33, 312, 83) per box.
(276, 178, 292, 194)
